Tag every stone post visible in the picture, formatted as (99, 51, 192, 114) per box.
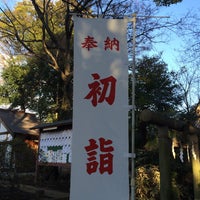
(157, 126, 172, 200)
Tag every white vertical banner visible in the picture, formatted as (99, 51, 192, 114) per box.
(71, 17, 129, 200)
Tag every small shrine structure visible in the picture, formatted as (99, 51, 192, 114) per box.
(31, 120, 72, 182)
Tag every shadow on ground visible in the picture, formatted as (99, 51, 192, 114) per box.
(0, 183, 69, 200)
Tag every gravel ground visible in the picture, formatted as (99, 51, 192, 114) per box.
(0, 184, 69, 200)
(0, 186, 36, 200)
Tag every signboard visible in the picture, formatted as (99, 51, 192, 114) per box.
(38, 130, 72, 164)
(71, 17, 129, 200)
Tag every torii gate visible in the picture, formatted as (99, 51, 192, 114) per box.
(140, 109, 200, 200)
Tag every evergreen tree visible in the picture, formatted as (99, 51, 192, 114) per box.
(135, 55, 182, 113)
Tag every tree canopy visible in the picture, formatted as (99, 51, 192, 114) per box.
(135, 55, 182, 113)
(0, 0, 182, 120)
(153, 0, 182, 6)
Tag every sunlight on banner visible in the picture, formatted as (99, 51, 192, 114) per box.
(70, 17, 129, 200)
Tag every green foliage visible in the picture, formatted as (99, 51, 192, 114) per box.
(0, 54, 182, 121)
(133, 55, 192, 199)
(23, 57, 64, 121)
(136, 165, 160, 199)
(135, 147, 194, 199)
(0, 56, 68, 121)
(0, 60, 30, 110)
(0, 0, 74, 119)
(0, 0, 179, 120)
(135, 55, 182, 113)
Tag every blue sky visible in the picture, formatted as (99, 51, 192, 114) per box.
(0, 0, 16, 9)
(152, 0, 199, 71)
(0, 0, 198, 72)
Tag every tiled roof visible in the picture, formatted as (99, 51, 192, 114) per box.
(0, 108, 39, 136)
(31, 119, 72, 130)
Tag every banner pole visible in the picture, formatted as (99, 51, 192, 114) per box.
(130, 14, 170, 200)
(131, 13, 136, 200)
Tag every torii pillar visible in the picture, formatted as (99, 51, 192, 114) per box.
(189, 134, 200, 200)
(157, 126, 172, 200)
(140, 109, 200, 200)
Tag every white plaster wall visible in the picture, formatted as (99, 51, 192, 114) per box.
(39, 129, 72, 163)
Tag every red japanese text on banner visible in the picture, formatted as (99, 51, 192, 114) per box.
(70, 17, 129, 200)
